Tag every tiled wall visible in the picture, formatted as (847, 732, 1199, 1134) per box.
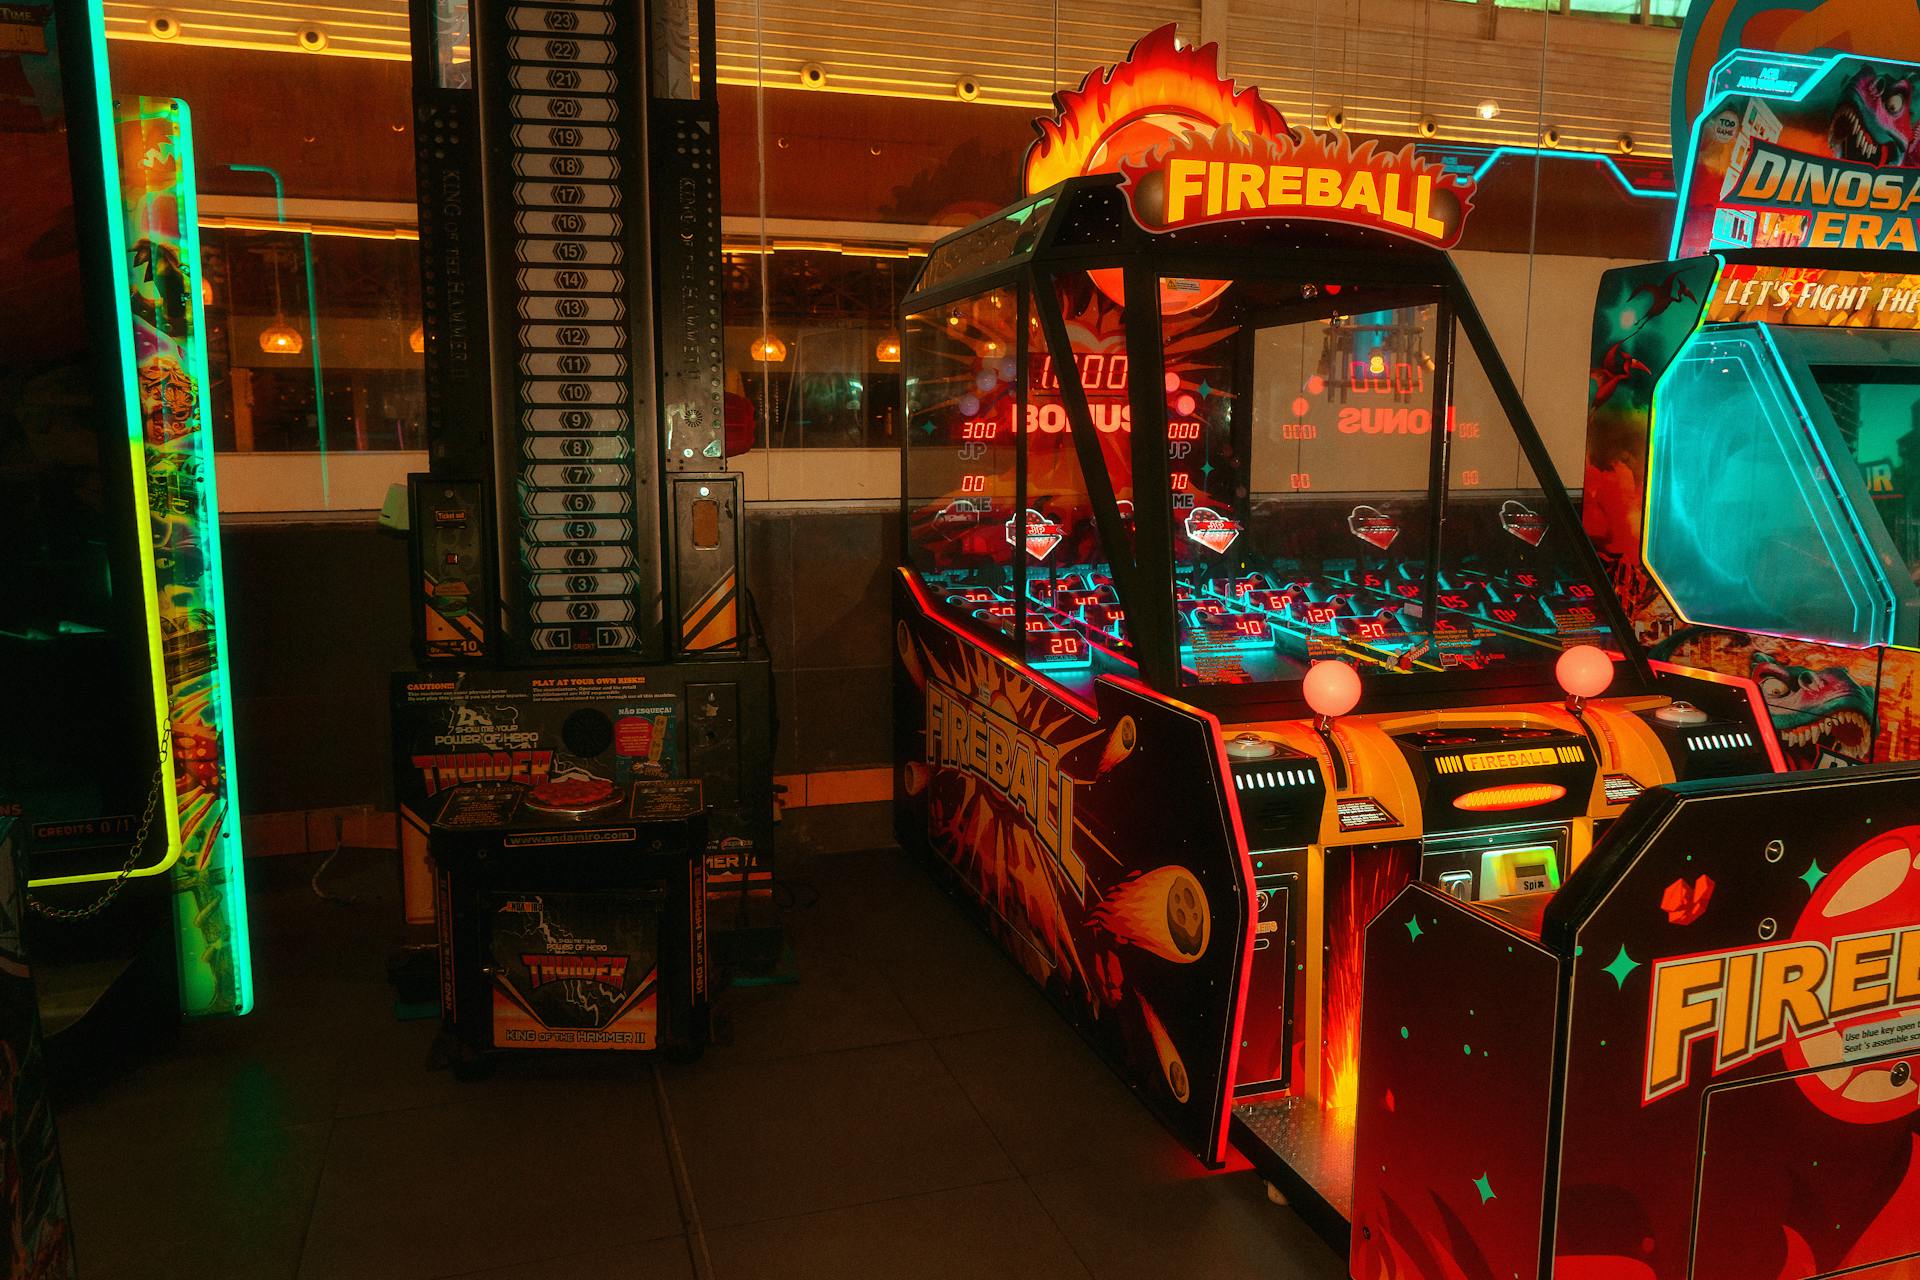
(220, 507, 898, 817)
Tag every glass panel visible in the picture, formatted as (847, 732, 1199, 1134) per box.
(1440, 320, 1619, 662)
(1167, 280, 1442, 686)
(904, 288, 1021, 642)
(1024, 283, 1131, 676)
(432, 0, 472, 89)
(1814, 365, 1920, 587)
(725, 250, 906, 448)
(1647, 327, 1898, 647)
(203, 227, 423, 452)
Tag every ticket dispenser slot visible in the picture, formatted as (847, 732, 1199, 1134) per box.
(670, 473, 744, 656)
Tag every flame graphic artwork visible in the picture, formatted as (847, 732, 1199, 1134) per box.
(897, 623, 1107, 999)
(1022, 25, 1287, 315)
(1138, 991, 1193, 1103)
(1325, 847, 1420, 1110)
(1090, 865, 1212, 963)
(1023, 24, 1286, 196)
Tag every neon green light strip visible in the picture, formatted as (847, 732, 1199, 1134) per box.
(116, 96, 254, 1017)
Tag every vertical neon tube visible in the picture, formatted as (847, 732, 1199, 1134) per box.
(116, 97, 254, 1017)
(86, 4, 185, 890)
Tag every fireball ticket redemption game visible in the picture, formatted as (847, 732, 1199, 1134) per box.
(4, 1, 250, 1046)
(893, 27, 1806, 1242)
(1585, 50, 1920, 771)
(390, 0, 773, 1060)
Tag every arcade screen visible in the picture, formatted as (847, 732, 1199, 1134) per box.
(905, 270, 1619, 693)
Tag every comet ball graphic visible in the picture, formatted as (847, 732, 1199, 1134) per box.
(1093, 864, 1211, 961)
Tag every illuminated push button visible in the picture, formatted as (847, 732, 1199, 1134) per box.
(1304, 660, 1363, 721)
(1556, 644, 1614, 712)
(1654, 701, 1710, 726)
(1226, 733, 1281, 760)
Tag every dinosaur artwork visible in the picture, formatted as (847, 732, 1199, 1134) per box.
(1750, 651, 1878, 767)
(1829, 65, 1920, 167)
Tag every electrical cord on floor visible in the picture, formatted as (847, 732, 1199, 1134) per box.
(651, 1062, 716, 1279)
(309, 813, 361, 906)
(772, 877, 818, 912)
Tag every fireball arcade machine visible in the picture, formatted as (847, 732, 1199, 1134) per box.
(391, 0, 775, 1058)
(893, 29, 1795, 1245)
(1586, 49, 1920, 771)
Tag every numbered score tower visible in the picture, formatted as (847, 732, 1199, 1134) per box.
(395, 0, 775, 933)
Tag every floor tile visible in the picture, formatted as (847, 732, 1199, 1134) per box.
(932, 1018, 1189, 1177)
(705, 1179, 1094, 1280)
(438, 1234, 695, 1279)
(55, 1035, 343, 1155)
(880, 908, 1062, 1039)
(662, 1038, 1014, 1229)
(711, 941, 921, 1066)
(62, 1120, 328, 1280)
(297, 1088, 680, 1280)
(1028, 1158, 1347, 1280)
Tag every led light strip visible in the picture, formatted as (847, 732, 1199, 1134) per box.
(103, 97, 255, 1015)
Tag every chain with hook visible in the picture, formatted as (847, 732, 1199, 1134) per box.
(27, 746, 171, 922)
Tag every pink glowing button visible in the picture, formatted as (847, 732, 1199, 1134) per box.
(1556, 644, 1613, 701)
(1303, 660, 1362, 720)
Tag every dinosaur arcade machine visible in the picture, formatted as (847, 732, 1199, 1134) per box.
(1345, 48, 1920, 1280)
(389, 0, 773, 1064)
(1586, 49, 1920, 772)
(888, 31, 1888, 1270)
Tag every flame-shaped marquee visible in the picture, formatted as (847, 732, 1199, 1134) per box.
(1022, 23, 1475, 249)
(1024, 25, 1286, 195)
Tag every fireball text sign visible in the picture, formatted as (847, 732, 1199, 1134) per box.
(1121, 129, 1469, 247)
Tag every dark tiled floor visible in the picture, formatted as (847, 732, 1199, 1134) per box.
(53, 847, 1344, 1279)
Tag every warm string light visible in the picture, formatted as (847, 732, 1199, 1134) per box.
(875, 336, 901, 363)
(750, 334, 788, 363)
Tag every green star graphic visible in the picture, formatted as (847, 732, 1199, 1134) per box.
(1405, 915, 1424, 942)
(1800, 859, 1827, 893)
(1602, 945, 1640, 989)
(1197, 380, 1213, 398)
(1199, 461, 1214, 477)
(1473, 1173, 1495, 1204)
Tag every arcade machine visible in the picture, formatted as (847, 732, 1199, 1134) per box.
(893, 25, 1790, 1229)
(1585, 49, 1920, 771)
(390, 0, 776, 1052)
(4, 0, 251, 1056)
(1342, 50, 1920, 1280)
